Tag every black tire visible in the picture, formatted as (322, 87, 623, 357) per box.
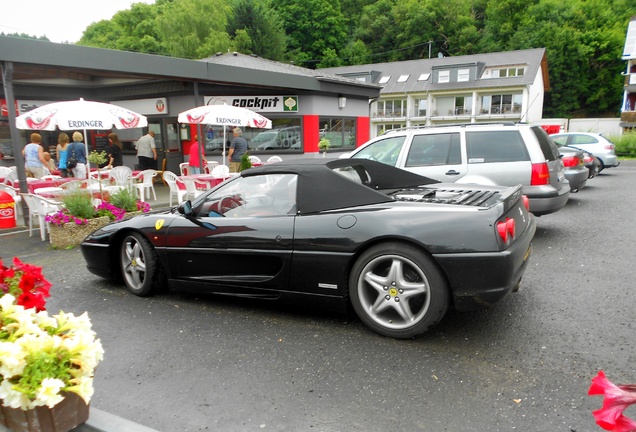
(120, 232, 165, 296)
(349, 243, 449, 339)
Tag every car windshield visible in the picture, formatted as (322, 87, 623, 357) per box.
(196, 174, 297, 218)
(351, 136, 407, 167)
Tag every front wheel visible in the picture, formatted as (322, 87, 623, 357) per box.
(349, 243, 449, 339)
(120, 232, 165, 296)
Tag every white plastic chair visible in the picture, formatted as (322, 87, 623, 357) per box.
(248, 155, 261, 164)
(179, 162, 190, 176)
(0, 166, 12, 178)
(267, 156, 283, 163)
(162, 171, 188, 206)
(108, 166, 133, 191)
(20, 193, 62, 241)
(132, 169, 158, 202)
(3, 170, 18, 187)
(181, 178, 206, 201)
(211, 165, 230, 178)
(203, 161, 219, 174)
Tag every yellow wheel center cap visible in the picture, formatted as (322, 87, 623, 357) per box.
(389, 287, 398, 297)
(131, 259, 137, 267)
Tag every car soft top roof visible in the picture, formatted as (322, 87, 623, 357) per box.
(242, 158, 439, 214)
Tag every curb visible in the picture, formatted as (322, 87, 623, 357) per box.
(72, 407, 160, 432)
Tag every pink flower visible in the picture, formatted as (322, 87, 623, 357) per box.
(589, 371, 636, 431)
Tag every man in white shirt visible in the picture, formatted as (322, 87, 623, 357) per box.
(135, 130, 157, 169)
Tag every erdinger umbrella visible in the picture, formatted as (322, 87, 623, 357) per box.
(15, 98, 147, 172)
(178, 104, 272, 166)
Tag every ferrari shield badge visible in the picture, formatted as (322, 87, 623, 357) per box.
(155, 219, 165, 230)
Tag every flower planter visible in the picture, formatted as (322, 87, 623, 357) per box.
(0, 392, 89, 432)
(49, 216, 111, 249)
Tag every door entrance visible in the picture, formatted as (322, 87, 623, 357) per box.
(149, 118, 182, 175)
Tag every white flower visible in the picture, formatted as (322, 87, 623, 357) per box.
(0, 379, 31, 410)
(36, 378, 65, 408)
(0, 341, 26, 378)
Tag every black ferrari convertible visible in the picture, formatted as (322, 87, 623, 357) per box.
(81, 158, 536, 338)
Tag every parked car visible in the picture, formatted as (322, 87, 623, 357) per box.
(343, 123, 570, 216)
(558, 144, 600, 178)
(557, 146, 588, 192)
(80, 158, 536, 339)
(251, 126, 301, 150)
(549, 132, 619, 172)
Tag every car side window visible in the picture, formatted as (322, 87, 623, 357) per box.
(550, 135, 568, 145)
(352, 136, 406, 167)
(466, 131, 530, 163)
(405, 133, 461, 167)
(570, 134, 597, 145)
(198, 174, 297, 217)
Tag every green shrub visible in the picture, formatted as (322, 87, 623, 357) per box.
(239, 153, 252, 172)
(108, 188, 138, 212)
(62, 191, 95, 219)
(611, 131, 636, 158)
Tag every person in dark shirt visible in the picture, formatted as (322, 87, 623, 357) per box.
(228, 127, 248, 172)
(106, 133, 124, 168)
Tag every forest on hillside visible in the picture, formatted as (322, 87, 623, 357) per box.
(5, 0, 635, 118)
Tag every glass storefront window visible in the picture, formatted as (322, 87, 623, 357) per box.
(203, 117, 302, 153)
(319, 117, 356, 150)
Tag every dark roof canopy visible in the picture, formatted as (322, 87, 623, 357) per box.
(243, 158, 438, 214)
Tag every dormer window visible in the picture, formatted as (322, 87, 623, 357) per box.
(438, 70, 450, 83)
(458, 69, 470, 82)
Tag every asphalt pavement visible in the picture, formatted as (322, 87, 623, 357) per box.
(1, 162, 635, 431)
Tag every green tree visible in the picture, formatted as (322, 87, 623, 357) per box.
(156, 0, 232, 59)
(355, 0, 400, 62)
(272, 0, 348, 68)
(228, 0, 287, 61)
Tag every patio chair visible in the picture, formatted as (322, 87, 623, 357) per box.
(181, 178, 206, 201)
(179, 162, 190, 176)
(162, 171, 188, 207)
(0, 166, 12, 178)
(132, 169, 158, 202)
(211, 165, 230, 178)
(20, 193, 63, 241)
(267, 156, 283, 163)
(248, 155, 261, 164)
(203, 161, 219, 174)
(108, 166, 133, 192)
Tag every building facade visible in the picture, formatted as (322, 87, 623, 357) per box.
(620, 16, 636, 132)
(320, 48, 549, 139)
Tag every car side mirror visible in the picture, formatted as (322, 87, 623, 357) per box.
(177, 200, 193, 216)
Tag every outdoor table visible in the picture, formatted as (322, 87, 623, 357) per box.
(27, 178, 74, 193)
(178, 174, 228, 190)
(33, 187, 64, 198)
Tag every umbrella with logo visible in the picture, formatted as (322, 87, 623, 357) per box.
(15, 98, 148, 173)
(177, 104, 272, 167)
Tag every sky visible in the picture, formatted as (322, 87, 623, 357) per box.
(0, 0, 156, 43)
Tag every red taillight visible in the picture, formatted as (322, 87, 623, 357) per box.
(561, 155, 581, 168)
(605, 144, 614, 151)
(583, 155, 593, 164)
(497, 218, 516, 244)
(531, 162, 550, 185)
(522, 195, 530, 210)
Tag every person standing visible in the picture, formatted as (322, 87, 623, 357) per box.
(106, 133, 124, 169)
(68, 131, 88, 179)
(188, 136, 206, 174)
(22, 133, 48, 178)
(228, 127, 248, 173)
(56, 132, 70, 177)
(135, 130, 157, 170)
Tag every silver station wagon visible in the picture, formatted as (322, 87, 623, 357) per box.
(345, 122, 570, 216)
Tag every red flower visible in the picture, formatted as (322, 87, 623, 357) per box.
(0, 257, 52, 310)
(589, 371, 636, 431)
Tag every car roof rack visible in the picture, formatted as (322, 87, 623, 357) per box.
(380, 122, 518, 136)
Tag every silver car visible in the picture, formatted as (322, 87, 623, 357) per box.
(549, 132, 619, 172)
(345, 123, 570, 216)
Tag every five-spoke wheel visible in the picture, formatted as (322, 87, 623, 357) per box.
(120, 232, 164, 296)
(350, 243, 449, 338)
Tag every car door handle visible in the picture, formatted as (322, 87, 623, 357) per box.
(445, 170, 461, 176)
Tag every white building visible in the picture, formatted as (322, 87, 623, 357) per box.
(320, 48, 549, 139)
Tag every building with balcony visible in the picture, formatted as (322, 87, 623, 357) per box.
(319, 48, 549, 139)
(620, 16, 636, 131)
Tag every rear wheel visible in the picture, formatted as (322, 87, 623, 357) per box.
(120, 232, 165, 296)
(349, 243, 449, 339)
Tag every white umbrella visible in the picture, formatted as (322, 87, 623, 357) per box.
(178, 104, 272, 166)
(15, 98, 148, 173)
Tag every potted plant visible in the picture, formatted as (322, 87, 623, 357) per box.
(239, 153, 252, 172)
(45, 189, 151, 249)
(318, 137, 330, 157)
(87, 150, 108, 200)
(0, 257, 103, 431)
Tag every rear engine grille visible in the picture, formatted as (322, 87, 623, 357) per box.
(393, 188, 498, 207)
